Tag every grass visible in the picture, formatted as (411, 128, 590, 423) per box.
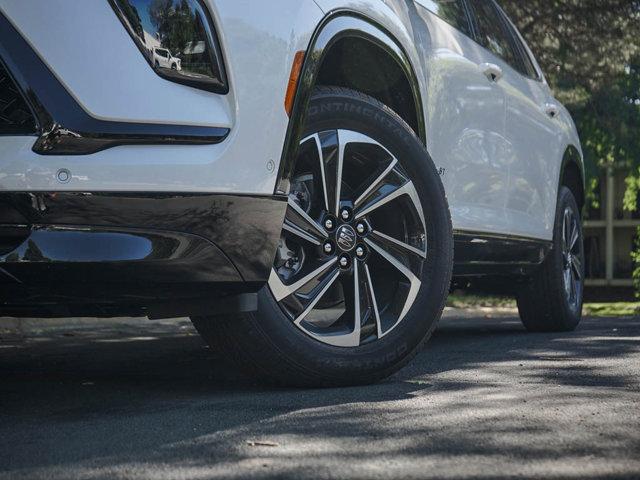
(446, 294, 639, 317)
(582, 302, 640, 317)
(446, 294, 516, 309)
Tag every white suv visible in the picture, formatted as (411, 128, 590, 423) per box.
(0, 0, 584, 386)
(152, 47, 181, 71)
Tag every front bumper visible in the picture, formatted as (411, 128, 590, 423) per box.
(0, 192, 286, 317)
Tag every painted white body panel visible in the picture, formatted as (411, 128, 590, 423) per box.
(1, 0, 228, 127)
(315, 0, 582, 241)
(412, 6, 512, 236)
(0, 0, 583, 241)
(0, 0, 323, 194)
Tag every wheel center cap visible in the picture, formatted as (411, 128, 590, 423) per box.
(336, 224, 357, 251)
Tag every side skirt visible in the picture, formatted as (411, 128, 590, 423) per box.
(453, 231, 552, 278)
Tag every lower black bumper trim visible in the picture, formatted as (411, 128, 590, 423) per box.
(0, 191, 287, 317)
(147, 292, 257, 320)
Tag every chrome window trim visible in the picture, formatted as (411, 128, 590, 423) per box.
(491, 0, 544, 82)
(465, 0, 544, 83)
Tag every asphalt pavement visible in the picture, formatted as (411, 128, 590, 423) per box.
(1, 308, 639, 480)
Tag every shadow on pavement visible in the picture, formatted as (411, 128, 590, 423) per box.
(0, 312, 639, 479)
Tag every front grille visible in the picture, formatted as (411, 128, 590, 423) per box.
(0, 60, 36, 134)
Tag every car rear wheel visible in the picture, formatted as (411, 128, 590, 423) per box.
(516, 186, 584, 332)
(192, 86, 453, 386)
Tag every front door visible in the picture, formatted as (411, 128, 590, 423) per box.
(465, 0, 564, 242)
(410, 0, 511, 235)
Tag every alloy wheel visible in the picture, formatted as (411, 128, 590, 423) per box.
(268, 129, 427, 347)
(561, 206, 583, 309)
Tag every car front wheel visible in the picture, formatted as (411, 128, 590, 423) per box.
(192, 87, 453, 386)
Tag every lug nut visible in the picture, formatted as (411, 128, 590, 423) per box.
(323, 241, 334, 255)
(324, 218, 335, 230)
(355, 245, 365, 258)
(356, 222, 367, 235)
(340, 208, 351, 221)
(339, 254, 351, 269)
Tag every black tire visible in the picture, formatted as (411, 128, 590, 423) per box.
(516, 186, 584, 332)
(192, 86, 453, 387)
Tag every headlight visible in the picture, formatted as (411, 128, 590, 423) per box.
(109, 0, 228, 93)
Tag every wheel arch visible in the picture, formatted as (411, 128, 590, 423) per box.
(559, 145, 585, 214)
(275, 11, 426, 194)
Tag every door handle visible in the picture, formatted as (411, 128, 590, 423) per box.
(544, 103, 560, 118)
(480, 62, 503, 82)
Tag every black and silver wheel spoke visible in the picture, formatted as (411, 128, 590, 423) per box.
(561, 207, 583, 307)
(293, 268, 341, 326)
(364, 237, 421, 324)
(370, 229, 427, 260)
(304, 133, 331, 212)
(355, 180, 423, 222)
(269, 257, 338, 303)
(284, 198, 327, 245)
(270, 129, 427, 347)
(571, 254, 583, 280)
(363, 263, 383, 338)
(569, 218, 579, 253)
(306, 263, 363, 347)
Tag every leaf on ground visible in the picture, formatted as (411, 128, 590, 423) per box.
(246, 440, 279, 447)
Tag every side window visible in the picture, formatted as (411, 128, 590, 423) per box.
(467, 0, 520, 72)
(520, 48, 538, 79)
(416, 0, 473, 37)
(501, 18, 540, 79)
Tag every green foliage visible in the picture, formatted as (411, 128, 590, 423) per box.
(446, 293, 640, 316)
(446, 294, 516, 309)
(115, 0, 144, 39)
(623, 171, 640, 213)
(149, 0, 199, 56)
(501, 1, 640, 178)
(582, 301, 640, 316)
(632, 232, 640, 298)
